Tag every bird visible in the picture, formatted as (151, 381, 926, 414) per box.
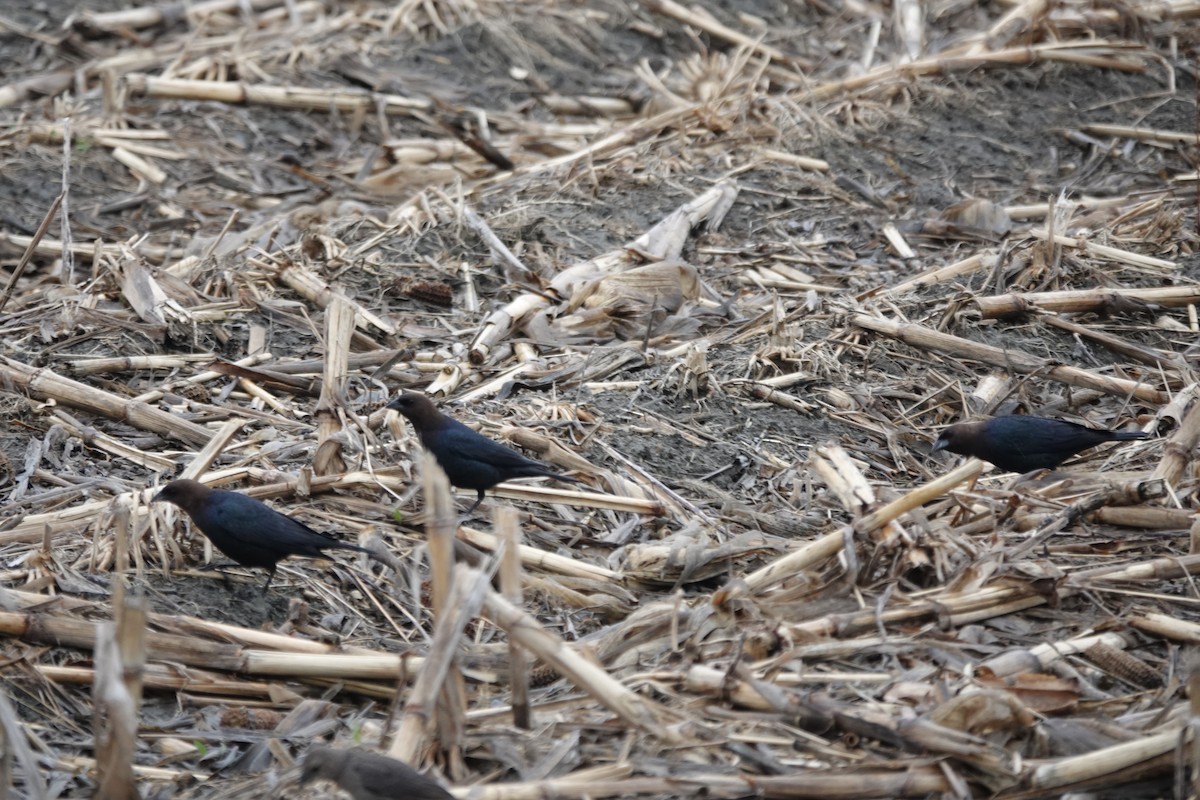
(931, 415, 1150, 473)
(299, 745, 455, 800)
(386, 392, 581, 515)
(153, 479, 376, 592)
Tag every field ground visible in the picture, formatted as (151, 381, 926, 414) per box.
(1, 1, 1199, 798)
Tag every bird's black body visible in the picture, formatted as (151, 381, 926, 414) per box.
(154, 479, 373, 591)
(932, 415, 1149, 473)
(387, 392, 580, 514)
(300, 745, 454, 800)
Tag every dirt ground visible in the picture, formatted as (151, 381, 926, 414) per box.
(1, 0, 1198, 798)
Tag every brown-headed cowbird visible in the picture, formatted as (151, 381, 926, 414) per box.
(931, 415, 1149, 473)
(387, 392, 581, 514)
(154, 479, 374, 592)
(299, 745, 454, 800)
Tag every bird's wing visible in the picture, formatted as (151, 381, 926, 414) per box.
(439, 424, 555, 473)
(207, 493, 339, 550)
(353, 754, 453, 799)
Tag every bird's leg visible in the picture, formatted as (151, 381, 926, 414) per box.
(462, 491, 485, 517)
(261, 566, 277, 594)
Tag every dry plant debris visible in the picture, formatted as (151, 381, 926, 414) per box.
(1, 0, 1199, 797)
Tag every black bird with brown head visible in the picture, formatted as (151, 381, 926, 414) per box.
(387, 392, 581, 515)
(154, 479, 375, 592)
(931, 415, 1149, 473)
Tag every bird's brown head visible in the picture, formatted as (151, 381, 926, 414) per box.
(931, 421, 983, 457)
(299, 745, 344, 785)
(386, 392, 442, 429)
(153, 479, 213, 512)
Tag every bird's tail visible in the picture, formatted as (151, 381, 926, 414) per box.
(1111, 430, 1151, 441)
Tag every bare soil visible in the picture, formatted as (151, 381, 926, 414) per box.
(1, 1, 1198, 798)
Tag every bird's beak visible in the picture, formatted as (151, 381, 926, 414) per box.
(385, 397, 402, 411)
(930, 438, 948, 454)
(152, 490, 165, 503)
